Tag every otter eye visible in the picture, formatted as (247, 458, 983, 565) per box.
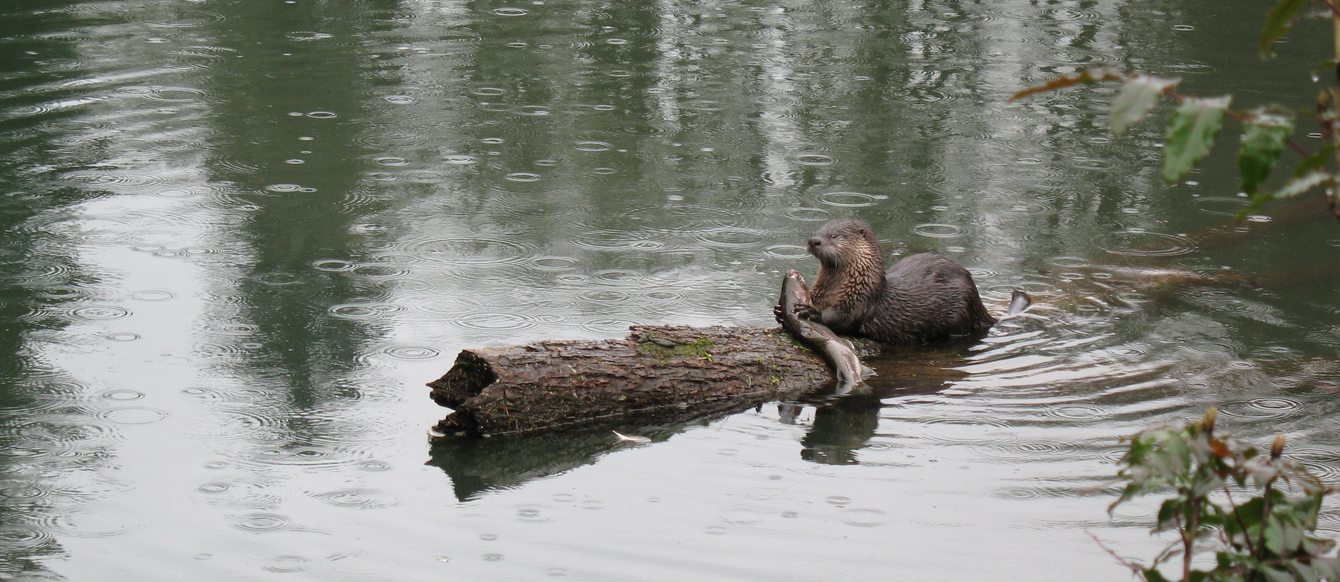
(828, 233, 838, 240)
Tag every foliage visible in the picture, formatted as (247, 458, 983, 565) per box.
(1105, 408, 1340, 581)
(1011, 0, 1340, 218)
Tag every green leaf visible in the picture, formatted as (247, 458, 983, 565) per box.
(1191, 474, 1224, 498)
(1288, 561, 1321, 582)
(1292, 144, 1335, 177)
(1141, 567, 1173, 582)
(1304, 534, 1335, 555)
(1111, 75, 1180, 136)
(1228, 497, 1266, 538)
(1310, 557, 1340, 579)
(1127, 436, 1154, 464)
(1156, 499, 1181, 531)
(1238, 111, 1293, 194)
(1280, 519, 1303, 552)
(1261, 564, 1298, 582)
(1275, 171, 1335, 200)
(1239, 169, 1337, 218)
(1259, 0, 1308, 57)
(1163, 96, 1231, 183)
(1265, 518, 1285, 554)
(1199, 510, 1226, 528)
(1111, 482, 1147, 512)
(1011, 68, 1126, 102)
(1248, 461, 1282, 486)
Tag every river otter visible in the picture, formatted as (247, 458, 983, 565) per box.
(786, 218, 998, 345)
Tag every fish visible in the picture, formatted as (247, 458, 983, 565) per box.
(1006, 288, 1032, 318)
(777, 270, 873, 386)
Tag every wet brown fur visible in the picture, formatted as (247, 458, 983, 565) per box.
(803, 219, 996, 344)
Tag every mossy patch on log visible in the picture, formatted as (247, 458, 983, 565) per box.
(635, 334, 717, 365)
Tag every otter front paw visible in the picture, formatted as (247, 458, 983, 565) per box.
(793, 303, 821, 322)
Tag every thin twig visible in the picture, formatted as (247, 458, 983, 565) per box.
(1086, 530, 1145, 576)
(1152, 537, 1184, 566)
(1221, 485, 1257, 556)
(1325, 0, 1340, 20)
(1181, 510, 1194, 582)
(1258, 474, 1277, 557)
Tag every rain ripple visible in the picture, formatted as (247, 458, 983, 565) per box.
(817, 191, 888, 208)
(1183, 288, 1290, 327)
(247, 447, 363, 472)
(94, 407, 168, 425)
(1290, 447, 1340, 484)
(570, 229, 668, 251)
(973, 439, 1085, 463)
(528, 255, 580, 272)
(763, 244, 809, 260)
(400, 236, 536, 265)
(782, 207, 833, 222)
(170, 45, 238, 68)
(184, 407, 285, 440)
(380, 345, 442, 361)
(39, 507, 142, 538)
(1102, 230, 1198, 258)
(691, 225, 769, 249)
(911, 223, 965, 239)
(350, 262, 416, 280)
(127, 9, 226, 28)
(995, 481, 1105, 501)
(0, 526, 55, 555)
(328, 302, 405, 321)
(309, 488, 399, 510)
(789, 152, 835, 166)
(4, 418, 119, 461)
(898, 415, 1013, 444)
(1041, 404, 1111, 421)
(1216, 397, 1304, 420)
(352, 131, 428, 149)
(576, 317, 642, 335)
(232, 512, 297, 533)
(454, 311, 540, 331)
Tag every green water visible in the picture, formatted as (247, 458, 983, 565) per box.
(1, 1, 1338, 580)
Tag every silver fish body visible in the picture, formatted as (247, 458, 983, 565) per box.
(778, 270, 872, 386)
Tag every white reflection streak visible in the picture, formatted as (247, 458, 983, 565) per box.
(753, 0, 816, 193)
(32, 14, 230, 572)
(404, 0, 469, 20)
(970, 0, 1134, 230)
(42, 158, 219, 565)
(653, 0, 682, 127)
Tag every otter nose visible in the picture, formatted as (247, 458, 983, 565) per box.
(807, 237, 821, 249)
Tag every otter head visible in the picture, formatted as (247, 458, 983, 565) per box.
(807, 219, 882, 269)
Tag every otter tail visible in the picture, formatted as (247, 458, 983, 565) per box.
(1005, 289, 1032, 318)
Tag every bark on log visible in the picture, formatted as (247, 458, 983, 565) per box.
(428, 324, 840, 437)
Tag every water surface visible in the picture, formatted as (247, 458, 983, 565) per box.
(2, 1, 1338, 580)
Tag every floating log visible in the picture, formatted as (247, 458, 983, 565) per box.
(428, 324, 853, 437)
(426, 345, 976, 498)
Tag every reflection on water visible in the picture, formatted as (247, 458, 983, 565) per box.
(1, 0, 1339, 579)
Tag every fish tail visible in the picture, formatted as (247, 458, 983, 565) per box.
(1006, 289, 1032, 316)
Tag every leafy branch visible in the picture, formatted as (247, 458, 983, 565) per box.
(1011, 0, 1340, 219)
(1097, 408, 1340, 581)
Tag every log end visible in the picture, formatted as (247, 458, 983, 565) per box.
(431, 413, 478, 439)
(428, 350, 497, 409)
